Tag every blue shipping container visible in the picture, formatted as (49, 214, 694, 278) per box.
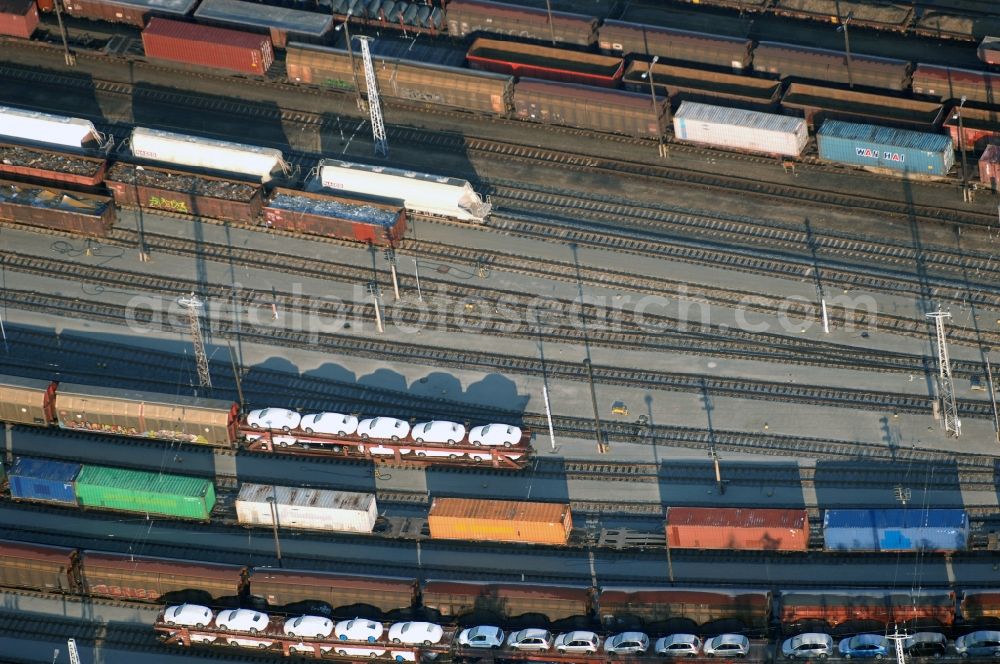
(817, 120, 955, 175)
(824, 509, 968, 552)
(9, 457, 81, 506)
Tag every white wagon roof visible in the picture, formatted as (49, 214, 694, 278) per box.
(675, 101, 805, 133)
(0, 105, 100, 147)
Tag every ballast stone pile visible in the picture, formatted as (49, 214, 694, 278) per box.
(268, 192, 397, 227)
(0, 183, 107, 213)
(0, 145, 101, 176)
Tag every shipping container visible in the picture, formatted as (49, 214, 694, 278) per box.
(779, 590, 956, 628)
(781, 83, 944, 131)
(979, 36, 1000, 66)
(446, 0, 598, 47)
(823, 509, 968, 552)
(666, 507, 808, 551)
(286, 42, 513, 115)
(513, 78, 667, 139)
(753, 42, 911, 91)
(599, 587, 771, 629)
(0, 539, 74, 592)
(912, 64, 1000, 105)
(623, 61, 781, 111)
(249, 568, 418, 612)
(673, 101, 808, 157)
(0, 375, 54, 426)
(235, 483, 377, 533)
(141, 17, 274, 76)
(317, 159, 491, 223)
(427, 497, 572, 545)
(0, 142, 107, 189)
(979, 144, 1000, 191)
(8, 457, 81, 505)
(74, 465, 216, 521)
(422, 580, 592, 622)
(817, 120, 955, 176)
(263, 188, 406, 246)
(944, 104, 1000, 152)
(54, 382, 238, 446)
(194, 0, 332, 49)
(0, 179, 114, 237)
(961, 590, 1000, 622)
(130, 127, 286, 183)
(105, 162, 263, 224)
(599, 20, 752, 71)
(62, 0, 197, 27)
(770, 0, 914, 32)
(467, 37, 623, 88)
(0, 106, 101, 148)
(0, 0, 38, 38)
(80, 551, 244, 601)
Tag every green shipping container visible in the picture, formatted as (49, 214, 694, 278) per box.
(74, 465, 215, 521)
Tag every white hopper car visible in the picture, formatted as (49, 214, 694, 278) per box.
(0, 106, 102, 148)
(130, 127, 288, 182)
(317, 159, 491, 223)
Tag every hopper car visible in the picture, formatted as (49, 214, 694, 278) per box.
(0, 374, 532, 469)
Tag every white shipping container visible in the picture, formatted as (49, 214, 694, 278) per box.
(317, 159, 491, 223)
(673, 101, 808, 157)
(130, 127, 286, 182)
(235, 483, 377, 533)
(0, 106, 101, 148)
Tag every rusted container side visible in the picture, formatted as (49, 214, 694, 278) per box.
(0, 178, 114, 237)
(0, 375, 55, 425)
(599, 20, 752, 71)
(0, 539, 74, 592)
(781, 82, 944, 131)
(264, 188, 406, 246)
(979, 37, 1000, 66)
(54, 382, 238, 447)
(961, 589, 1000, 621)
(623, 60, 781, 111)
(422, 580, 592, 622)
(944, 104, 1000, 152)
(0, 0, 38, 38)
(599, 587, 771, 629)
(666, 507, 808, 551)
(142, 17, 274, 76)
(770, 0, 913, 32)
(467, 37, 623, 88)
(513, 78, 667, 139)
(249, 568, 417, 613)
(754, 42, 911, 91)
(0, 142, 107, 188)
(912, 64, 1000, 105)
(105, 162, 262, 224)
(80, 552, 244, 601)
(980, 145, 1000, 192)
(779, 590, 956, 628)
(446, 0, 598, 47)
(286, 43, 513, 115)
(428, 497, 572, 545)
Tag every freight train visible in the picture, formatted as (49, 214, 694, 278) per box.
(0, 375, 532, 468)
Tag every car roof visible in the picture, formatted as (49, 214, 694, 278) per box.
(470, 626, 500, 636)
(850, 635, 885, 644)
(713, 634, 747, 643)
(907, 633, 945, 643)
(564, 631, 596, 640)
(613, 632, 647, 640)
(790, 633, 830, 643)
(663, 634, 699, 644)
(518, 628, 550, 637)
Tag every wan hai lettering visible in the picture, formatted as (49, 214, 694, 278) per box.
(855, 147, 905, 163)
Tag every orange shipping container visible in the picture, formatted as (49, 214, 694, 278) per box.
(666, 507, 808, 551)
(428, 498, 572, 545)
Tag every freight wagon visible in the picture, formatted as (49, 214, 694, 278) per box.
(130, 127, 288, 183)
(666, 507, 808, 552)
(141, 18, 275, 76)
(249, 568, 417, 612)
(598, 20, 752, 72)
(599, 587, 772, 631)
(446, 0, 598, 47)
(672, 101, 809, 157)
(0, 105, 103, 149)
(263, 188, 406, 245)
(466, 37, 624, 88)
(0, 178, 115, 237)
(61, 0, 197, 28)
(0, 0, 38, 39)
(980, 145, 1000, 191)
(193, 0, 333, 49)
(427, 497, 573, 545)
(0, 375, 53, 426)
(980, 37, 1000, 66)
(513, 78, 667, 139)
(780, 83, 944, 132)
(316, 159, 492, 223)
(235, 483, 378, 534)
(622, 61, 782, 111)
(816, 120, 955, 176)
(912, 64, 1000, 105)
(422, 580, 593, 623)
(823, 509, 969, 552)
(0, 142, 107, 189)
(779, 590, 957, 629)
(945, 105, 1000, 153)
(768, 0, 914, 32)
(78, 551, 244, 602)
(752, 42, 911, 92)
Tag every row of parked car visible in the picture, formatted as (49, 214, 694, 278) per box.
(782, 631, 1000, 659)
(247, 408, 522, 447)
(457, 627, 751, 657)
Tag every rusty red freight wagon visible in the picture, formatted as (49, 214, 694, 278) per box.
(423, 580, 594, 623)
(446, 0, 598, 47)
(467, 37, 623, 88)
(141, 18, 274, 75)
(248, 568, 418, 613)
(666, 507, 809, 551)
(105, 162, 263, 224)
(599, 587, 772, 630)
(0, 0, 38, 38)
(263, 188, 406, 245)
(0, 178, 114, 236)
(0, 142, 107, 188)
(779, 590, 956, 628)
(79, 552, 245, 602)
(61, 0, 197, 27)
(0, 539, 75, 593)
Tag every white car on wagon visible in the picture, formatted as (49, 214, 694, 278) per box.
(300, 412, 358, 436)
(336, 618, 384, 643)
(284, 615, 333, 639)
(388, 621, 444, 646)
(247, 408, 301, 432)
(468, 423, 522, 447)
(412, 420, 466, 445)
(163, 604, 212, 628)
(358, 417, 410, 441)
